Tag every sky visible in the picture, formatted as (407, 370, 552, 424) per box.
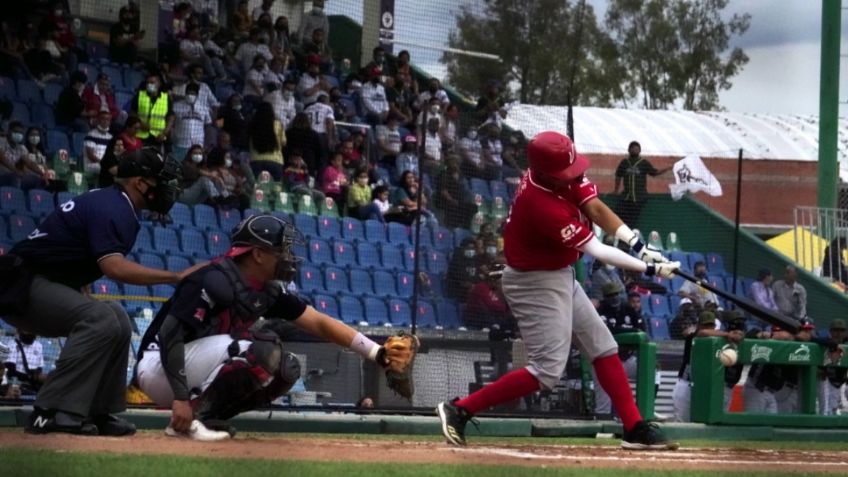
(327, 0, 846, 116)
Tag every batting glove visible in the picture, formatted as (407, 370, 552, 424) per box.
(646, 261, 680, 278)
(614, 224, 668, 264)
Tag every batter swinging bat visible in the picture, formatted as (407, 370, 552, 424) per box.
(673, 269, 800, 334)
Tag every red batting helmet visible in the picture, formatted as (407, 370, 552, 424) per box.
(527, 131, 588, 181)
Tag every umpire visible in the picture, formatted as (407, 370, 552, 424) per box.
(0, 147, 195, 436)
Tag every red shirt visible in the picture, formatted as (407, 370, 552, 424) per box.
(82, 85, 119, 120)
(503, 172, 598, 271)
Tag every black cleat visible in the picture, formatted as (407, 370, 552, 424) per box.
(25, 408, 98, 436)
(621, 421, 679, 450)
(436, 399, 475, 446)
(91, 414, 137, 437)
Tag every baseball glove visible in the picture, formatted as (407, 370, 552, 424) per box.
(377, 332, 419, 400)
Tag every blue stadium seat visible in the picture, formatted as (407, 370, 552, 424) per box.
(639, 295, 652, 315)
(707, 275, 727, 292)
(667, 275, 685, 293)
(218, 208, 242, 233)
(364, 219, 387, 243)
(416, 224, 434, 248)
(469, 178, 491, 201)
(324, 266, 349, 293)
(46, 129, 71, 154)
(649, 295, 671, 316)
(396, 272, 414, 298)
(206, 229, 231, 256)
(415, 300, 437, 328)
(387, 298, 411, 326)
(435, 301, 460, 329)
(688, 252, 706, 270)
(453, 228, 473, 248)
(31, 103, 56, 129)
(312, 293, 339, 317)
(43, 83, 63, 105)
(193, 204, 219, 230)
(166, 255, 191, 272)
(27, 189, 54, 217)
(293, 240, 307, 262)
(10, 101, 30, 123)
(332, 239, 357, 267)
(243, 208, 262, 219)
(16, 79, 41, 103)
(363, 297, 388, 325)
(349, 267, 374, 295)
(9, 214, 35, 241)
(0, 216, 7, 241)
(153, 227, 182, 255)
(356, 241, 381, 269)
(1, 187, 28, 213)
(380, 244, 404, 271)
(116, 91, 133, 110)
(668, 251, 690, 271)
(316, 215, 341, 239)
(123, 284, 150, 299)
(340, 217, 364, 241)
(57, 191, 74, 206)
(669, 297, 681, 316)
(169, 202, 193, 228)
(71, 132, 86, 158)
(339, 295, 364, 324)
(431, 226, 453, 251)
(706, 252, 726, 274)
(138, 253, 164, 269)
(427, 250, 448, 275)
(180, 228, 208, 257)
(308, 238, 333, 265)
(401, 245, 419, 271)
(132, 227, 154, 254)
(124, 69, 144, 91)
(298, 264, 323, 293)
(152, 285, 176, 298)
(100, 65, 124, 89)
(0, 76, 14, 99)
(92, 278, 121, 296)
(740, 277, 755, 296)
(426, 273, 445, 297)
(294, 213, 318, 238)
(387, 222, 410, 245)
(76, 62, 98, 78)
(650, 317, 670, 340)
(489, 180, 508, 200)
(372, 270, 397, 296)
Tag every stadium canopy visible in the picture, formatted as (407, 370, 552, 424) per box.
(504, 105, 848, 181)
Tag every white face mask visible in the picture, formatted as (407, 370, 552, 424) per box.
(282, 91, 293, 99)
(191, 154, 203, 163)
(146, 83, 158, 94)
(28, 135, 41, 145)
(186, 94, 197, 104)
(225, 158, 233, 168)
(605, 264, 616, 271)
(430, 105, 440, 114)
(467, 130, 477, 140)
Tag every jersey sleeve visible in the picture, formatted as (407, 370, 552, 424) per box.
(572, 175, 599, 206)
(88, 206, 139, 261)
(266, 292, 308, 321)
(544, 209, 594, 250)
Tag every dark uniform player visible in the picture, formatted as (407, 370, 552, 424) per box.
(0, 148, 188, 435)
(721, 311, 749, 410)
(136, 215, 409, 441)
(820, 319, 848, 415)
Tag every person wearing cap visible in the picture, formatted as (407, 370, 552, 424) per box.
(361, 66, 390, 126)
(613, 141, 671, 227)
(820, 319, 848, 415)
(750, 268, 778, 311)
(590, 253, 626, 304)
(0, 148, 198, 436)
(298, 53, 330, 106)
(672, 311, 744, 422)
(394, 134, 419, 182)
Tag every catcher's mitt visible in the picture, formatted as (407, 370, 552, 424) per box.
(377, 332, 419, 400)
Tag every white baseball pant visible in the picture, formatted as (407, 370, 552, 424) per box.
(743, 381, 777, 413)
(672, 378, 691, 422)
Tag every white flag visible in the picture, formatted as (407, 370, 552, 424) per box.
(668, 155, 722, 201)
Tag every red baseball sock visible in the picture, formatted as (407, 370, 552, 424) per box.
(593, 354, 642, 431)
(456, 367, 540, 415)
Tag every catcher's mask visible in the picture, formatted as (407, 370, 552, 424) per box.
(117, 147, 183, 214)
(226, 214, 303, 283)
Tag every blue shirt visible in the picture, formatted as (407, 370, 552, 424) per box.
(11, 185, 140, 289)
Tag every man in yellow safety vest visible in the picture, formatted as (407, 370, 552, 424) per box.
(131, 72, 175, 151)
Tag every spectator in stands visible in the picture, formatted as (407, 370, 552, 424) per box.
(173, 64, 220, 117)
(43, 5, 80, 73)
(235, 28, 273, 75)
(230, 0, 252, 38)
(376, 116, 402, 168)
(177, 144, 219, 206)
(458, 127, 485, 179)
(252, 0, 275, 22)
(301, 28, 332, 69)
(4, 329, 46, 395)
(347, 166, 381, 221)
(263, 56, 288, 91)
(330, 86, 356, 122)
(442, 104, 460, 151)
(243, 54, 269, 105)
(590, 255, 627, 304)
(361, 67, 390, 126)
(479, 122, 505, 180)
(393, 135, 418, 181)
(131, 72, 175, 150)
(363, 46, 387, 75)
(393, 170, 436, 226)
(97, 135, 125, 188)
(342, 133, 367, 171)
(1, 122, 27, 186)
(109, 6, 143, 64)
(321, 151, 348, 208)
(82, 73, 121, 126)
(385, 74, 413, 126)
(750, 268, 778, 311)
(248, 101, 286, 181)
(669, 298, 697, 340)
(19, 126, 49, 191)
(500, 144, 524, 178)
(266, 78, 298, 128)
(464, 263, 512, 330)
(209, 132, 254, 193)
(421, 117, 443, 174)
(182, 26, 227, 82)
(297, 0, 329, 45)
(677, 261, 717, 308)
(172, 82, 213, 161)
(220, 93, 249, 151)
(285, 112, 322, 174)
(417, 77, 450, 112)
(304, 92, 336, 164)
(283, 150, 324, 203)
(298, 54, 331, 105)
(822, 237, 848, 285)
(170, 2, 193, 40)
(475, 79, 507, 122)
(820, 319, 848, 415)
(118, 116, 143, 153)
(614, 141, 671, 226)
(624, 291, 648, 324)
(416, 97, 444, 141)
(772, 266, 808, 320)
(205, 147, 248, 210)
(0, 341, 21, 399)
(271, 16, 292, 58)
(83, 111, 114, 177)
(435, 156, 477, 229)
(56, 71, 91, 132)
(447, 238, 482, 301)
(255, 13, 275, 46)
(387, 50, 417, 95)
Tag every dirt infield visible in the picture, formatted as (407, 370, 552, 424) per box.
(1, 430, 847, 473)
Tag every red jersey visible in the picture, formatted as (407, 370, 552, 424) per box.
(503, 172, 598, 271)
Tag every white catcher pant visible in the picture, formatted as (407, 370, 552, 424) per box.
(672, 378, 691, 422)
(819, 381, 847, 416)
(137, 334, 251, 406)
(593, 355, 637, 414)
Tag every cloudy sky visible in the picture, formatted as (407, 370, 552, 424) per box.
(328, 0, 845, 116)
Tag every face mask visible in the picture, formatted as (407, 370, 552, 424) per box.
(283, 91, 293, 99)
(233, 103, 243, 111)
(430, 105, 440, 114)
(485, 246, 498, 256)
(467, 130, 477, 140)
(191, 154, 203, 163)
(605, 264, 616, 271)
(463, 249, 476, 258)
(186, 94, 197, 105)
(225, 158, 233, 168)
(55, 9, 63, 16)
(147, 83, 158, 94)
(357, 177, 368, 185)
(28, 135, 40, 145)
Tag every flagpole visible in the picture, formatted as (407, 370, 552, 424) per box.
(731, 149, 743, 295)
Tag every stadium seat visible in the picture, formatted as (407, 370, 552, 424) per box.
(0, 76, 14, 99)
(436, 301, 461, 329)
(218, 208, 242, 233)
(180, 228, 208, 257)
(138, 252, 164, 269)
(312, 294, 339, 318)
(489, 180, 508, 200)
(469, 178, 491, 201)
(308, 238, 333, 265)
(166, 255, 191, 272)
(707, 275, 727, 292)
(387, 222, 410, 245)
(152, 285, 176, 298)
(349, 267, 374, 295)
(206, 230, 230, 256)
(9, 214, 35, 241)
(640, 295, 652, 315)
(243, 208, 262, 219)
(688, 252, 706, 270)
(372, 270, 397, 296)
(402, 245, 419, 271)
(431, 226, 453, 251)
(76, 62, 98, 78)
(1, 186, 28, 213)
(668, 275, 685, 293)
(362, 297, 388, 325)
(132, 227, 154, 254)
(356, 241, 381, 269)
(294, 213, 318, 238)
(650, 317, 671, 340)
(340, 217, 364, 241)
(31, 103, 55, 129)
(100, 65, 124, 89)
(669, 297, 681, 316)
(124, 69, 144, 91)
(426, 272, 445, 297)
(706, 252, 726, 274)
(324, 266, 349, 293)
(298, 264, 323, 293)
(26, 189, 53, 217)
(647, 230, 665, 251)
(71, 132, 86, 158)
(415, 300, 438, 328)
(380, 244, 404, 271)
(123, 284, 150, 300)
(319, 197, 338, 218)
(93, 279, 121, 296)
(427, 250, 448, 275)
(332, 239, 357, 267)
(317, 215, 341, 239)
(387, 299, 411, 326)
(193, 204, 219, 230)
(273, 191, 296, 214)
(338, 296, 364, 324)
(396, 272, 415, 298)
(45, 130, 71, 155)
(57, 191, 74, 206)
(740, 277, 755, 296)
(297, 194, 318, 215)
(169, 202, 193, 228)
(453, 228, 473, 248)
(666, 232, 682, 252)
(153, 227, 182, 255)
(16, 79, 41, 103)
(668, 251, 689, 271)
(11, 101, 30, 123)
(43, 83, 63, 105)
(649, 295, 672, 316)
(364, 219, 387, 243)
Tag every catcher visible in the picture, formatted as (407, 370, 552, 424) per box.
(136, 214, 417, 441)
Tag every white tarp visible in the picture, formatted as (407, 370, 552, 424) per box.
(668, 155, 723, 200)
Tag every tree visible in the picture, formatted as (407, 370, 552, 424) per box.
(442, 0, 622, 107)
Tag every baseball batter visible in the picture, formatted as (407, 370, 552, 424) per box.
(136, 214, 415, 440)
(437, 131, 680, 450)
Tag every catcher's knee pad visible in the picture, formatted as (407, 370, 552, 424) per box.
(240, 338, 285, 387)
(265, 352, 301, 399)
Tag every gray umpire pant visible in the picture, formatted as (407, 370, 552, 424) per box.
(2, 275, 132, 417)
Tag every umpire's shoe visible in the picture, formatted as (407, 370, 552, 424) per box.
(436, 399, 475, 446)
(621, 421, 679, 450)
(25, 408, 98, 435)
(91, 414, 137, 437)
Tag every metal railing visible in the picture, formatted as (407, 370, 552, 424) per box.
(793, 206, 848, 284)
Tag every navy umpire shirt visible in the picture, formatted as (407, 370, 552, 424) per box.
(11, 185, 140, 290)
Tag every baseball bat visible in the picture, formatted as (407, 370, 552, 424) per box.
(672, 269, 800, 334)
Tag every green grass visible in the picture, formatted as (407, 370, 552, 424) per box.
(0, 449, 831, 477)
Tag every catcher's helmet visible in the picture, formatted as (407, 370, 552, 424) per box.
(527, 131, 588, 181)
(227, 214, 303, 282)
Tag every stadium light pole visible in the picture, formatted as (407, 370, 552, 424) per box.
(817, 0, 841, 209)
